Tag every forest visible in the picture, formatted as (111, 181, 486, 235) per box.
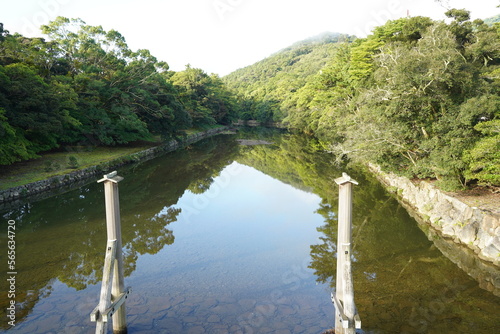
(0, 17, 238, 165)
(1, 8, 500, 190)
(225, 9, 500, 189)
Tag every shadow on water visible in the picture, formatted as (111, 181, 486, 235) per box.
(0, 128, 498, 333)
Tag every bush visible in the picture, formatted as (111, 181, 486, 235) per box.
(464, 135, 500, 186)
(67, 156, 79, 169)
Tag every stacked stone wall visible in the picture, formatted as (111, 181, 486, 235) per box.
(370, 164, 500, 266)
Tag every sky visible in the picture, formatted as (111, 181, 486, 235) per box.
(2, 0, 500, 76)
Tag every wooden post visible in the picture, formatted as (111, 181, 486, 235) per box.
(333, 173, 361, 334)
(93, 240, 117, 334)
(97, 171, 127, 334)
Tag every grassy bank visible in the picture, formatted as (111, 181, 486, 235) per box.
(0, 125, 228, 192)
(0, 144, 158, 191)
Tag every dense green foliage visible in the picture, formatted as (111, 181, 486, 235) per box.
(171, 65, 237, 127)
(2, 10, 499, 188)
(225, 10, 500, 188)
(224, 32, 355, 122)
(0, 17, 237, 165)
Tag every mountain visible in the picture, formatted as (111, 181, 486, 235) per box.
(223, 32, 354, 122)
(484, 14, 500, 25)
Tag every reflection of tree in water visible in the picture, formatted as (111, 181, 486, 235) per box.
(237, 132, 500, 333)
(188, 178, 215, 194)
(308, 173, 500, 333)
(309, 175, 426, 286)
(2, 131, 498, 331)
(122, 207, 180, 275)
(238, 132, 342, 200)
(0, 134, 241, 328)
(56, 206, 182, 290)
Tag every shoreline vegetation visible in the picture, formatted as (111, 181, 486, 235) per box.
(0, 18, 238, 169)
(2, 10, 500, 196)
(1, 123, 498, 217)
(0, 126, 229, 204)
(1, 123, 498, 270)
(224, 11, 500, 192)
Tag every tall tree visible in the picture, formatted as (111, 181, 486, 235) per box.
(0, 23, 8, 42)
(171, 65, 237, 127)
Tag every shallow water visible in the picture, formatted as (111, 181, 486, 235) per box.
(0, 130, 499, 333)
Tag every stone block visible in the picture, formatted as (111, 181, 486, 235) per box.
(481, 215, 499, 236)
(480, 244, 500, 261)
(436, 200, 454, 215)
(493, 236, 500, 250)
(442, 225, 456, 237)
(458, 224, 478, 245)
(476, 229, 495, 250)
(372, 164, 500, 264)
(448, 196, 468, 213)
(461, 206, 474, 221)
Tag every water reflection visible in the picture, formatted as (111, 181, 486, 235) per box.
(236, 132, 500, 333)
(0, 129, 498, 333)
(417, 219, 500, 297)
(0, 135, 240, 328)
(307, 175, 500, 333)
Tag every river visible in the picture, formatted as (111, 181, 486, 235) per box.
(0, 128, 499, 333)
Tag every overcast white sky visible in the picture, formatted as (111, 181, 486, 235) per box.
(2, 0, 499, 76)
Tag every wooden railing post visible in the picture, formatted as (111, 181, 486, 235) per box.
(91, 171, 129, 334)
(93, 240, 117, 334)
(333, 173, 361, 334)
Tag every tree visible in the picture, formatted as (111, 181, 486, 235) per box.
(0, 63, 78, 152)
(466, 21, 500, 66)
(225, 8, 500, 190)
(0, 23, 8, 42)
(286, 43, 353, 141)
(224, 33, 348, 122)
(445, 9, 474, 46)
(171, 65, 215, 127)
(40, 17, 193, 144)
(348, 17, 433, 85)
(171, 65, 237, 127)
(329, 21, 486, 188)
(0, 107, 34, 164)
(463, 95, 500, 186)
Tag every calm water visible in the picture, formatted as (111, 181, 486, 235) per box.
(0, 129, 499, 333)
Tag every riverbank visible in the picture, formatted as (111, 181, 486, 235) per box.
(369, 164, 500, 267)
(0, 126, 230, 206)
(0, 144, 158, 191)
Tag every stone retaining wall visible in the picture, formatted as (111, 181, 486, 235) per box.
(369, 164, 500, 266)
(232, 120, 287, 128)
(0, 127, 229, 205)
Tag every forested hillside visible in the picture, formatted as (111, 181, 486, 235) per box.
(224, 32, 354, 122)
(484, 14, 500, 25)
(0, 18, 238, 165)
(225, 10, 500, 189)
